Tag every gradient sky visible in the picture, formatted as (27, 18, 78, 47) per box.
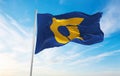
(0, 0, 120, 76)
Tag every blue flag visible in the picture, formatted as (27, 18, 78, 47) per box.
(35, 12, 104, 54)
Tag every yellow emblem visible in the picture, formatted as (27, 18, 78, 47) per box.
(50, 17, 84, 44)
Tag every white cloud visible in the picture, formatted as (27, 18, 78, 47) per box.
(77, 71, 120, 76)
(101, 0, 120, 36)
(0, 11, 32, 76)
(0, 52, 30, 76)
(34, 44, 104, 66)
(32, 43, 120, 76)
(34, 46, 82, 66)
(0, 12, 32, 53)
(70, 50, 120, 65)
(2, 13, 29, 36)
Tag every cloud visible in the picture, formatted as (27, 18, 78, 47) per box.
(0, 11, 32, 76)
(101, 0, 120, 36)
(0, 12, 32, 53)
(2, 13, 29, 36)
(34, 46, 83, 66)
(70, 50, 120, 65)
(77, 71, 120, 76)
(34, 44, 104, 66)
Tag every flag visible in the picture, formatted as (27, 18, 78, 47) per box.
(35, 12, 104, 54)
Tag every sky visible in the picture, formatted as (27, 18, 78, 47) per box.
(0, 0, 120, 76)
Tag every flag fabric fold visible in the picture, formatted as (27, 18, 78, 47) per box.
(35, 12, 104, 54)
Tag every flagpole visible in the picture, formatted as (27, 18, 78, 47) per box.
(30, 10, 37, 76)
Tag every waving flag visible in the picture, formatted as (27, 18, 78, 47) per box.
(35, 12, 104, 54)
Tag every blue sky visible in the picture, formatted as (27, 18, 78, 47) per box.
(0, 0, 120, 76)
